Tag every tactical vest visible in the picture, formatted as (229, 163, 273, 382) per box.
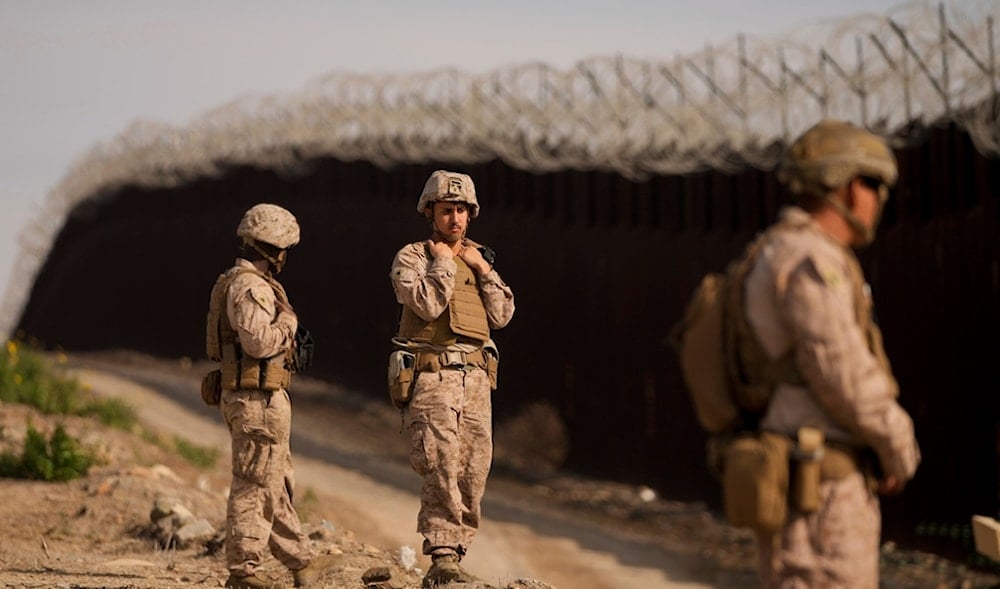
(843, 250, 898, 397)
(729, 220, 897, 416)
(205, 267, 293, 391)
(726, 230, 803, 416)
(397, 256, 490, 345)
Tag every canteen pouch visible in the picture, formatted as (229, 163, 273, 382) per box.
(388, 350, 416, 409)
(790, 427, 824, 513)
(484, 340, 500, 390)
(201, 369, 222, 406)
(722, 432, 791, 536)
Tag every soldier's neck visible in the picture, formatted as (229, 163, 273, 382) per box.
(431, 232, 465, 254)
(250, 258, 271, 275)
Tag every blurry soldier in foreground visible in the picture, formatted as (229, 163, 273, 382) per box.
(745, 120, 921, 587)
(205, 204, 339, 589)
(388, 171, 515, 587)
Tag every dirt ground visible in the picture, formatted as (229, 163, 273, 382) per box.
(0, 351, 998, 589)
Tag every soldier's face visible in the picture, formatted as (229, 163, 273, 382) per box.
(850, 175, 885, 245)
(854, 177, 883, 224)
(431, 202, 469, 242)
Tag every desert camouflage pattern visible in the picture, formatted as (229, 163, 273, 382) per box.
(756, 471, 880, 588)
(391, 242, 514, 333)
(416, 170, 480, 218)
(237, 203, 301, 249)
(390, 240, 514, 556)
(743, 206, 920, 586)
(405, 367, 493, 555)
(225, 259, 297, 359)
(220, 258, 313, 577)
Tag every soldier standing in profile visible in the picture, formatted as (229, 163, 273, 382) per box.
(388, 171, 515, 587)
(742, 120, 921, 587)
(205, 203, 339, 589)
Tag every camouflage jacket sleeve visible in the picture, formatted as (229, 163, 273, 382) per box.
(390, 243, 456, 321)
(780, 254, 920, 483)
(227, 273, 297, 360)
(479, 268, 515, 329)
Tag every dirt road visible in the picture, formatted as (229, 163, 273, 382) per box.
(66, 353, 740, 589)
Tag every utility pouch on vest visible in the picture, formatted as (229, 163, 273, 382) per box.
(388, 350, 416, 409)
(235, 355, 288, 391)
(790, 427, 824, 513)
(221, 343, 240, 389)
(201, 369, 222, 406)
(260, 355, 290, 391)
(722, 432, 791, 536)
(239, 362, 262, 390)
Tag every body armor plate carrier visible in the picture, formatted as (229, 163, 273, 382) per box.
(206, 267, 294, 391)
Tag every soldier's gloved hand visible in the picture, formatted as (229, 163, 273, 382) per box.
(427, 239, 454, 259)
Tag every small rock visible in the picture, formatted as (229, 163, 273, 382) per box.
(170, 503, 196, 526)
(362, 567, 392, 583)
(505, 580, 556, 589)
(150, 464, 182, 482)
(398, 545, 417, 570)
(174, 518, 216, 548)
(151, 495, 180, 521)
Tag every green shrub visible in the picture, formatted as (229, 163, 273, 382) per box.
(80, 396, 138, 430)
(0, 339, 137, 431)
(0, 424, 94, 481)
(174, 436, 219, 469)
(0, 341, 75, 414)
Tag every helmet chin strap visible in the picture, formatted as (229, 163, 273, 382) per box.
(248, 240, 285, 274)
(823, 193, 879, 247)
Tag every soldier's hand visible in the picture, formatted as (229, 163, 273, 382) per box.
(427, 239, 454, 259)
(459, 245, 492, 275)
(878, 475, 904, 496)
(276, 300, 296, 318)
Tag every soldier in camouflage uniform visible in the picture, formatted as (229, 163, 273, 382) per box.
(744, 121, 921, 588)
(207, 204, 340, 589)
(389, 171, 515, 587)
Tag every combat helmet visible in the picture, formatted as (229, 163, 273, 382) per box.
(416, 170, 479, 218)
(237, 203, 300, 250)
(778, 119, 897, 243)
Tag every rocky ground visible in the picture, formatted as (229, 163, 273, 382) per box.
(0, 351, 998, 588)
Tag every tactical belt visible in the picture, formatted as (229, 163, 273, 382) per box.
(819, 441, 881, 493)
(415, 348, 487, 373)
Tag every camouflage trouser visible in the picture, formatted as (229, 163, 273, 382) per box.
(404, 367, 493, 556)
(221, 388, 314, 577)
(757, 471, 880, 589)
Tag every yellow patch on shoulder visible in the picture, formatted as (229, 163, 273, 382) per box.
(822, 268, 842, 288)
(248, 288, 272, 311)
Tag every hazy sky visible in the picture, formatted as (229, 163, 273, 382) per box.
(0, 0, 908, 302)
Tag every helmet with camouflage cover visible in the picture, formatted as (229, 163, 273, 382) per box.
(416, 170, 479, 218)
(778, 119, 897, 244)
(237, 203, 300, 250)
(778, 119, 897, 202)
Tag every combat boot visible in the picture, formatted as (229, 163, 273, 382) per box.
(293, 553, 344, 587)
(422, 554, 481, 587)
(225, 573, 284, 589)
